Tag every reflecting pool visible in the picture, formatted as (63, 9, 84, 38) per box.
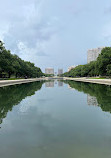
(0, 80, 111, 158)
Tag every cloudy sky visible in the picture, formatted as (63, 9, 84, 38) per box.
(0, 0, 111, 72)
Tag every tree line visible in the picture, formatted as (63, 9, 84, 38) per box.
(0, 41, 43, 78)
(62, 47, 111, 77)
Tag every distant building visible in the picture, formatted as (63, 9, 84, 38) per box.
(58, 69, 63, 75)
(68, 65, 76, 72)
(45, 68, 54, 74)
(87, 47, 104, 63)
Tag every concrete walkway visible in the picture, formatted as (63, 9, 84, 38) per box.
(0, 78, 45, 88)
(64, 77, 111, 86)
(0, 77, 111, 88)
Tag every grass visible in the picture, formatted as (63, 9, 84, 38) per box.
(0, 78, 24, 80)
(8, 78, 24, 80)
(88, 77, 111, 79)
(89, 77, 106, 79)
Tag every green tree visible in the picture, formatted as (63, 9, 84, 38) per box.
(63, 47, 111, 78)
(0, 40, 43, 78)
(107, 64, 111, 76)
(97, 47, 111, 76)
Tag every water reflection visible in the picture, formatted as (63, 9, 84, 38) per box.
(45, 80, 63, 88)
(0, 80, 111, 158)
(58, 81, 63, 87)
(45, 81, 54, 87)
(65, 80, 111, 113)
(0, 81, 43, 124)
(87, 94, 98, 106)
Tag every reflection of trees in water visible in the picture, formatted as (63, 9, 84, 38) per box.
(0, 81, 43, 124)
(65, 81, 111, 113)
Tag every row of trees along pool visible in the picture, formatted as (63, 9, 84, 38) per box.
(0, 41, 43, 78)
(62, 47, 111, 77)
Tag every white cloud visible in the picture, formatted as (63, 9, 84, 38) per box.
(0, 0, 59, 65)
(101, 22, 111, 41)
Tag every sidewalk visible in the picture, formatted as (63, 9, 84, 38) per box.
(0, 78, 45, 88)
(64, 77, 111, 85)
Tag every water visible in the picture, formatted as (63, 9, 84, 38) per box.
(0, 80, 111, 158)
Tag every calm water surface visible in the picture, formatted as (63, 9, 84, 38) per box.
(0, 80, 111, 158)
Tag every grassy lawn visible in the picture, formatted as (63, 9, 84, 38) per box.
(89, 77, 109, 79)
(0, 78, 24, 80)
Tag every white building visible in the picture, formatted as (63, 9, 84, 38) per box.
(58, 69, 63, 75)
(87, 47, 104, 63)
(45, 68, 54, 74)
(68, 65, 76, 72)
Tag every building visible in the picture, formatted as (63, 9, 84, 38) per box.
(87, 47, 104, 63)
(45, 68, 54, 74)
(68, 65, 76, 72)
(58, 69, 63, 75)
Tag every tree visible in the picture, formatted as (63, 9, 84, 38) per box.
(107, 64, 111, 76)
(97, 47, 111, 76)
(0, 41, 5, 52)
(63, 47, 111, 78)
(0, 40, 43, 78)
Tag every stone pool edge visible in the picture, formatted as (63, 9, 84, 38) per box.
(0, 78, 48, 88)
(64, 77, 111, 86)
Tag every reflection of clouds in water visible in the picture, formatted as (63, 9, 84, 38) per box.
(1, 81, 111, 158)
(68, 84, 76, 90)
(8, 106, 64, 146)
(19, 99, 34, 114)
(18, 95, 53, 114)
(15, 102, 82, 147)
(37, 98, 53, 103)
(7, 95, 75, 147)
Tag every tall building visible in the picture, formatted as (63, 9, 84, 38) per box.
(58, 69, 63, 75)
(87, 47, 104, 63)
(45, 68, 54, 74)
(68, 65, 76, 72)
